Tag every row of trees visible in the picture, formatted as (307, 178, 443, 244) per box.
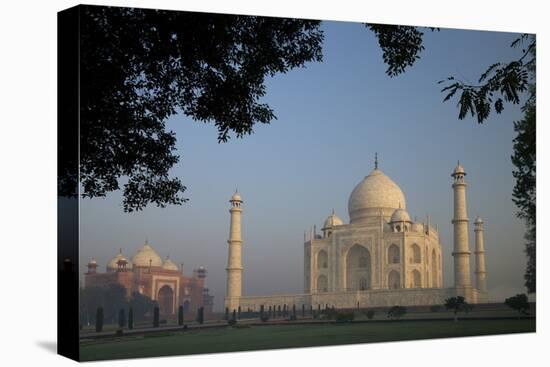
(94, 303, 206, 332)
(80, 284, 156, 326)
(223, 295, 531, 325)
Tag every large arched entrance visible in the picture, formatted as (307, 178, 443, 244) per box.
(346, 244, 371, 290)
(158, 285, 174, 315)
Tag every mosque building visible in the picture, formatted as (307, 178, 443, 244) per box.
(84, 241, 214, 316)
(224, 157, 488, 312)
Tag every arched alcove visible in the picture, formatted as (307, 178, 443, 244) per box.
(346, 244, 371, 290)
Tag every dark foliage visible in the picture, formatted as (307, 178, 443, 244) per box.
(444, 296, 470, 321)
(505, 294, 530, 317)
(80, 284, 127, 325)
(438, 34, 535, 124)
(387, 305, 407, 320)
(511, 48, 536, 292)
(335, 312, 355, 323)
(365, 310, 375, 319)
(128, 291, 157, 322)
(118, 308, 126, 328)
(128, 307, 134, 329)
(153, 306, 160, 327)
(228, 319, 237, 326)
(196, 307, 205, 324)
(95, 307, 104, 332)
(61, 5, 323, 212)
(367, 24, 436, 77)
(178, 305, 184, 326)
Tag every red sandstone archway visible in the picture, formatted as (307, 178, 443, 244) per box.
(158, 285, 174, 315)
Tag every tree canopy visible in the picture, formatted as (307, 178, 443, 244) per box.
(62, 5, 324, 211)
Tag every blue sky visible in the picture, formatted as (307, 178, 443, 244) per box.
(80, 20, 529, 309)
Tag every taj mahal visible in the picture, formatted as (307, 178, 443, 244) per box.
(224, 156, 488, 312)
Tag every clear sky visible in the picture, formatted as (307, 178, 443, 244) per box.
(80, 19, 529, 310)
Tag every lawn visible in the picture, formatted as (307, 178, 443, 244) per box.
(80, 319, 535, 361)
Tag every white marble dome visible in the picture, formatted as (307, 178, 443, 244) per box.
(391, 207, 411, 223)
(322, 211, 344, 229)
(162, 257, 179, 271)
(132, 242, 163, 267)
(348, 168, 406, 222)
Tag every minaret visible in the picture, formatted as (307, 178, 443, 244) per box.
(474, 216, 487, 292)
(225, 191, 243, 312)
(451, 162, 472, 289)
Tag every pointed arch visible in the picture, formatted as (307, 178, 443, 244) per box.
(410, 243, 421, 263)
(388, 244, 400, 264)
(317, 250, 328, 269)
(411, 270, 421, 288)
(346, 244, 371, 290)
(388, 270, 400, 289)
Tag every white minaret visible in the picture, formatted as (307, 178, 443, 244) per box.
(474, 216, 487, 293)
(451, 162, 472, 289)
(225, 191, 243, 312)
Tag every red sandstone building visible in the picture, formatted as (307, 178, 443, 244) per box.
(85, 241, 214, 317)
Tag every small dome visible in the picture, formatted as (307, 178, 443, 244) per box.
(474, 216, 484, 224)
(88, 258, 97, 265)
(162, 257, 179, 271)
(107, 251, 123, 270)
(230, 191, 242, 202)
(348, 168, 406, 222)
(390, 207, 411, 223)
(322, 211, 344, 229)
(452, 162, 466, 176)
(132, 241, 163, 267)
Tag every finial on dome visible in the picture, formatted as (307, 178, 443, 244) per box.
(375, 152, 378, 170)
(332, 208, 335, 215)
(119, 248, 122, 254)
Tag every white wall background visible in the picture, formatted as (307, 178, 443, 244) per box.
(0, 0, 547, 366)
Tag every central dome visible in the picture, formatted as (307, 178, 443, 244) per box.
(132, 241, 163, 268)
(348, 168, 406, 223)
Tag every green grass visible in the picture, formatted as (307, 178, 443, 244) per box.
(80, 319, 535, 361)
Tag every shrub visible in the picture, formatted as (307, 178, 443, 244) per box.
(387, 306, 407, 320)
(95, 307, 104, 332)
(228, 319, 237, 326)
(505, 294, 530, 317)
(118, 308, 126, 328)
(178, 305, 184, 326)
(261, 315, 270, 322)
(183, 324, 188, 331)
(289, 315, 297, 321)
(115, 329, 123, 337)
(128, 307, 134, 329)
(196, 307, 205, 325)
(366, 310, 375, 320)
(153, 306, 160, 327)
(160, 319, 167, 325)
(335, 312, 355, 323)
